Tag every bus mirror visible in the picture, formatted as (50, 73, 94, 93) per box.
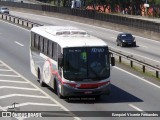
(111, 57, 115, 66)
(109, 52, 115, 66)
(58, 57, 63, 67)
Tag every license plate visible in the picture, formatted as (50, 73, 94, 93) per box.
(84, 91, 92, 94)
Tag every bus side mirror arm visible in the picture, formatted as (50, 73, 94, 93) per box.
(58, 57, 63, 67)
(111, 57, 115, 66)
(110, 52, 115, 66)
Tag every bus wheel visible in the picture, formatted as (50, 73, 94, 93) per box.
(38, 70, 45, 87)
(40, 78, 45, 87)
(37, 69, 40, 82)
(56, 82, 63, 99)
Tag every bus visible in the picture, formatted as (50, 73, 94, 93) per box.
(30, 26, 115, 99)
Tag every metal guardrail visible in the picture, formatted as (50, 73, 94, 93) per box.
(0, 13, 43, 27)
(110, 48, 160, 78)
(0, 1, 160, 32)
(0, 13, 159, 78)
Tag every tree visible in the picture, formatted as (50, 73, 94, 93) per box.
(155, 0, 160, 5)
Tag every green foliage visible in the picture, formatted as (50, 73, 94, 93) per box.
(43, 0, 160, 6)
(155, 0, 160, 5)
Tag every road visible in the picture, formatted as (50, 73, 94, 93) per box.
(0, 13, 160, 120)
(9, 11, 160, 67)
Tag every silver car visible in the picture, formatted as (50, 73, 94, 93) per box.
(0, 7, 9, 14)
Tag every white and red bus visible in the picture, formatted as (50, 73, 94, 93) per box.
(30, 26, 115, 98)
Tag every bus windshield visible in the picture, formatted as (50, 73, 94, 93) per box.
(63, 47, 110, 81)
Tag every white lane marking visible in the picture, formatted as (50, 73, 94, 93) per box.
(0, 74, 20, 77)
(0, 86, 39, 91)
(4, 102, 59, 109)
(0, 64, 5, 66)
(0, 69, 12, 71)
(111, 47, 160, 64)
(0, 106, 6, 111)
(0, 19, 29, 32)
(129, 104, 143, 111)
(0, 94, 49, 99)
(0, 80, 29, 83)
(0, 60, 81, 120)
(114, 66, 160, 89)
(15, 41, 24, 47)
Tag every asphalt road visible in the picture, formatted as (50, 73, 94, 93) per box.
(9, 11, 160, 67)
(0, 15, 160, 120)
(0, 20, 77, 120)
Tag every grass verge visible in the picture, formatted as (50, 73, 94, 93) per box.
(115, 59, 160, 81)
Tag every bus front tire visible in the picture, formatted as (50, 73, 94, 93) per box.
(38, 69, 45, 87)
(40, 79, 45, 87)
(56, 81, 63, 99)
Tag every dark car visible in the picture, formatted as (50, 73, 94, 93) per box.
(0, 7, 9, 14)
(116, 33, 136, 47)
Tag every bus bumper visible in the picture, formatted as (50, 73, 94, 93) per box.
(60, 84, 111, 97)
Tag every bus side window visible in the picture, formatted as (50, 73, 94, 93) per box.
(44, 38, 48, 55)
(52, 42, 54, 59)
(35, 34, 39, 49)
(48, 40, 52, 58)
(38, 36, 40, 50)
(31, 32, 35, 48)
(40, 36, 44, 53)
(57, 45, 61, 57)
(53, 43, 57, 61)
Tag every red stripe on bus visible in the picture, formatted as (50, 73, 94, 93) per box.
(76, 81, 110, 89)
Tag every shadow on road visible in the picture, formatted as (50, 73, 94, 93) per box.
(65, 84, 143, 104)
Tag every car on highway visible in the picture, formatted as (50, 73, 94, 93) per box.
(0, 7, 9, 14)
(116, 33, 136, 47)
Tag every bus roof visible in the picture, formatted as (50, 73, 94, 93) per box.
(31, 26, 108, 48)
